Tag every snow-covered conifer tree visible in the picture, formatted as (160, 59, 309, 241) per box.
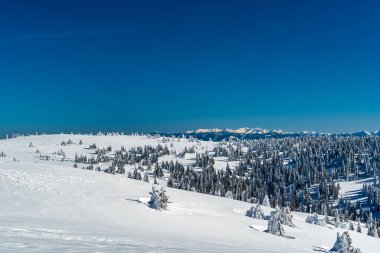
(335, 209, 342, 228)
(280, 206, 294, 227)
(356, 222, 361, 233)
(267, 209, 285, 236)
(148, 186, 169, 211)
(306, 212, 326, 226)
(367, 222, 378, 238)
(366, 212, 378, 237)
(246, 204, 265, 219)
(262, 195, 270, 207)
(143, 173, 149, 183)
(331, 231, 362, 253)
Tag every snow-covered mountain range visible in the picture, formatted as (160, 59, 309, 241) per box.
(181, 127, 380, 140)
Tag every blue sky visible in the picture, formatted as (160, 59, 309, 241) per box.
(1, 0, 379, 135)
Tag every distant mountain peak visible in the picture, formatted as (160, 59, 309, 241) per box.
(185, 128, 223, 134)
(186, 127, 288, 135)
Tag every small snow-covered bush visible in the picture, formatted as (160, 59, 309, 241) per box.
(62, 139, 74, 145)
(246, 206, 254, 217)
(225, 191, 234, 199)
(331, 231, 362, 253)
(306, 213, 326, 226)
(246, 204, 265, 220)
(148, 186, 169, 211)
(88, 143, 97, 149)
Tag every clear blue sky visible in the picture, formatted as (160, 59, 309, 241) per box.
(1, 0, 379, 135)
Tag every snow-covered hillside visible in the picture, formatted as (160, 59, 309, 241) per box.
(0, 134, 379, 252)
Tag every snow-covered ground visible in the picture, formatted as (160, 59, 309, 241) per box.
(0, 134, 379, 252)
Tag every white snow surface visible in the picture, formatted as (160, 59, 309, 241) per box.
(0, 134, 379, 252)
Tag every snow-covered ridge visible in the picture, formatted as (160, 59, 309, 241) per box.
(186, 127, 273, 134)
(185, 128, 223, 134)
(184, 127, 380, 137)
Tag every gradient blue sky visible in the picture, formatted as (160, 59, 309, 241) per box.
(1, 0, 379, 135)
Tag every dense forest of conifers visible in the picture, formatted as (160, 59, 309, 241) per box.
(73, 135, 380, 226)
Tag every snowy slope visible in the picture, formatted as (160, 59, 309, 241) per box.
(0, 135, 379, 252)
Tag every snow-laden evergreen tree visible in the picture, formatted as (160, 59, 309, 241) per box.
(306, 212, 326, 226)
(246, 204, 265, 219)
(331, 232, 349, 253)
(143, 173, 150, 183)
(366, 212, 373, 228)
(279, 206, 294, 227)
(267, 208, 285, 236)
(367, 213, 378, 237)
(331, 231, 362, 253)
(148, 186, 169, 211)
(262, 195, 270, 207)
(334, 209, 345, 228)
(324, 215, 332, 225)
(357, 222, 361, 233)
(367, 222, 379, 238)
